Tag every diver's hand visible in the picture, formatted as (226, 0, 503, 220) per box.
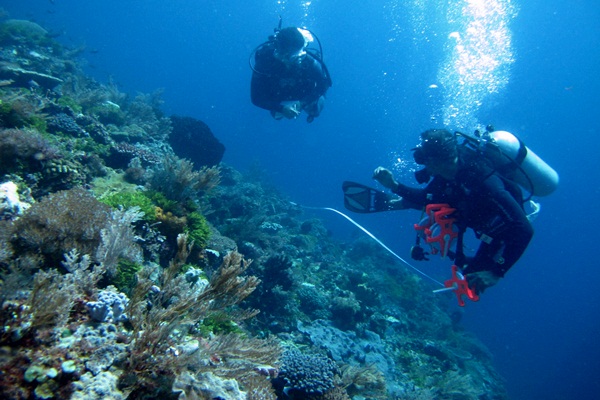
(280, 102, 301, 119)
(373, 167, 399, 191)
(465, 270, 501, 295)
(410, 245, 430, 261)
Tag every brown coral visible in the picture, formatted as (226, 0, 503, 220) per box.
(122, 235, 263, 396)
(10, 187, 111, 269)
(0, 128, 60, 175)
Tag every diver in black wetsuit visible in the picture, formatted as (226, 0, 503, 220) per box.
(250, 26, 331, 123)
(373, 129, 534, 295)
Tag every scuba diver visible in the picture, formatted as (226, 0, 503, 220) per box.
(249, 22, 332, 123)
(343, 127, 559, 296)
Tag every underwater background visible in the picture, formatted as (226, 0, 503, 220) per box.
(1, 0, 599, 399)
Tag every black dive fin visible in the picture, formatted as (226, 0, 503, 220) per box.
(342, 181, 394, 213)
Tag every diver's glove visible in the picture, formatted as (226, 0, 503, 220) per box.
(465, 270, 501, 295)
(281, 102, 301, 119)
(304, 97, 323, 123)
(411, 245, 430, 261)
(373, 167, 399, 191)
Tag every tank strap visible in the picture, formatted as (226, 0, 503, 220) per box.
(500, 136, 534, 200)
(514, 136, 528, 165)
(450, 224, 468, 267)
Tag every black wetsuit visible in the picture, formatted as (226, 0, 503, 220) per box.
(393, 148, 534, 277)
(251, 43, 331, 115)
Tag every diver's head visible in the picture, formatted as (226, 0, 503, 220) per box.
(274, 27, 307, 64)
(412, 129, 458, 180)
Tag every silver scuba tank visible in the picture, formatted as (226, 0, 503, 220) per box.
(483, 130, 559, 197)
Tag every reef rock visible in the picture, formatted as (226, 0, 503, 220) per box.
(0, 181, 31, 218)
(0, 64, 63, 89)
(169, 115, 225, 167)
(172, 371, 245, 400)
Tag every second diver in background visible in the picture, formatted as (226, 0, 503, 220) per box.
(250, 26, 332, 123)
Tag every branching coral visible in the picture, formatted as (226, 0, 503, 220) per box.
(112, 91, 173, 144)
(171, 334, 281, 399)
(9, 188, 141, 273)
(6, 247, 122, 338)
(122, 234, 262, 395)
(28, 268, 76, 329)
(200, 333, 281, 381)
(244, 375, 278, 400)
(340, 364, 387, 399)
(146, 153, 220, 203)
(10, 187, 112, 268)
(60, 249, 104, 297)
(61, 78, 126, 116)
(94, 206, 144, 276)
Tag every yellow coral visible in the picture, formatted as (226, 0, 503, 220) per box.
(155, 206, 187, 237)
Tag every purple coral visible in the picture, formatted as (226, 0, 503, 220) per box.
(85, 288, 129, 323)
(47, 113, 87, 137)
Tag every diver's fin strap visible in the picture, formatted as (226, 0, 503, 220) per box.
(342, 181, 393, 213)
(442, 265, 480, 307)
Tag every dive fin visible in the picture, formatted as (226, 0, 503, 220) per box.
(342, 181, 395, 213)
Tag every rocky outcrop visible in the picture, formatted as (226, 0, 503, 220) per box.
(169, 115, 225, 167)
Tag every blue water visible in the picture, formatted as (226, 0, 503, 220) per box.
(5, 1, 600, 399)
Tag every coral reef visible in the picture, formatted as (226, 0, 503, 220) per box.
(85, 287, 129, 323)
(9, 188, 111, 267)
(0, 15, 509, 400)
(99, 191, 157, 222)
(276, 348, 340, 396)
(185, 211, 211, 249)
(146, 152, 221, 203)
(0, 19, 52, 47)
(0, 180, 31, 219)
(0, 128, 61, 175)
(6, 187, 142, 273)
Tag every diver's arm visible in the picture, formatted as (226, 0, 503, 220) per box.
(299, 56, 330, 106)
(251, 73, 283, 112)
(312, 57, 331, 97)
(391, 183, 431, 205)
(251, 46, 284, 112)
(373, 166, 429, 207)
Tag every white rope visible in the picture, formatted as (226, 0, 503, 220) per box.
(295, 203, 445, 287)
